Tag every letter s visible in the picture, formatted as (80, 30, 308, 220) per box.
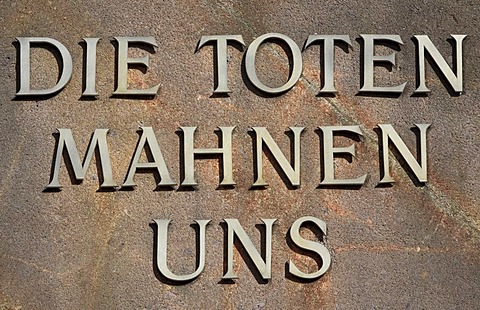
(288, 216, 331, 280)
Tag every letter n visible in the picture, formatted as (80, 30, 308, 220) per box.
(379, 124, 430, 184)
(222, 218, 276, 281)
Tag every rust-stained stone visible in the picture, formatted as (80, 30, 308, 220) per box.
(0, 0, 479, 309)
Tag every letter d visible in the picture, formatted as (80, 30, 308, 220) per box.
(16, 37, 73, 96)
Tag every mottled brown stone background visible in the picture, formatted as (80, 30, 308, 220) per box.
(0, 0, 479, 309)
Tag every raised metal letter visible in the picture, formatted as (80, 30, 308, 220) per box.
(360, 34, 406, 93)
(113, 37, 161, 96)
(245, 33, 303, 94)
(46, 129, 116, 189)
(123, 127, 175, 187)
(16, 37, 73, 96)
(414, 35, 466, 94)
(223, 219, 277, 280)
(319, 126, 367, 186)
(378, 124, 430, 184)
(288, 216, 331, 280)
(252, 127, 304, 187)
(197, 35, 245, 94)
(82, 38, 100, 96)
(181, 126, 235, 187)
(154, 219, 210, 282)
(304, 35, 351, 93)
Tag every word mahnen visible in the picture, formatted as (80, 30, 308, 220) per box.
(46, 124, 429, 190)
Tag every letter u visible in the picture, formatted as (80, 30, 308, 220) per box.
(153, 219, 210, 282)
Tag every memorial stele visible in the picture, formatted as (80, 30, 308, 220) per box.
(0, 1, 479, 309)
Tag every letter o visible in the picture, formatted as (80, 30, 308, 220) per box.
(245, 33, 303, 94)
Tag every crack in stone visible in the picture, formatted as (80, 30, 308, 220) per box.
(1, 254, 73, 277)
(333, 243, 463, 254)
(424, 183, 480, 241)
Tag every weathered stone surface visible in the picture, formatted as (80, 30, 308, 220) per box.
(0, 0, 479, 309)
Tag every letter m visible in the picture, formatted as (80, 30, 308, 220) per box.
(46, 129, 116, 189)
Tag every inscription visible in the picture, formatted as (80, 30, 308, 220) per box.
(14, 32, 452, 285)
(15, 34, 465, 97)
(46, 125, 430, 190)
(153, 217, 330, 282)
